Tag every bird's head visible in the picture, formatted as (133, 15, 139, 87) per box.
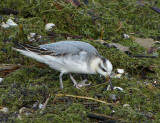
(96, 57, 113, 77)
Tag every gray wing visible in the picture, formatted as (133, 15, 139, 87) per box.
(39, 41, 99, 56)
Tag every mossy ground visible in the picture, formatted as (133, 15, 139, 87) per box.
(0, 0, 160, 122)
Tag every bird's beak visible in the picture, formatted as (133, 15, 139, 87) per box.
(105, 76, 113, 91)
(106, 76, 110, 81)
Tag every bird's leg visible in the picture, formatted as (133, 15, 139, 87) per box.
(69, 73, 78, 86)
(69, 74, 91, 89)
(59, 72, 64, 89)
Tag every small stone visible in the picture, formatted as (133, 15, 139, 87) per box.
(145, 112, 155, 119)
(109, 94, 117, 101)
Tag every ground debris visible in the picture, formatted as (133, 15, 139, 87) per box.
(151, 7, 160, 14)
(0, 0, 160, 122)
(108, 43, 131, 53)
(87, 112, 127, 122)
(63, 0, 81, 7)
(133, 37, 155, 49)
(0, 111, 9, 122)
(18, 107, 33, 120)
(54, 94, 112, 105)
(0, 64, 23, 76)
(1, 7, 19, 15)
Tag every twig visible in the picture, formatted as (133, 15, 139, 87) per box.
(87, 112, 129, 122)
(54, 94, 112, 105)
(129, 55, 157, 58)
(53, 3, 62, 10)
(116, 22, 122, 32)
(88, 112, 115, 120)
(42, 94, 50, 110)
(101, 26, 103, 39)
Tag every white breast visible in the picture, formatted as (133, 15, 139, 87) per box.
(42, 51, 93, 74)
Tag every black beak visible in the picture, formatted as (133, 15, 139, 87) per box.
(103, 76, 113, 91)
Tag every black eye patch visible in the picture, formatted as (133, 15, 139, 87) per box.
(99, 63, 107, 72)
(102, 58, 106, 67)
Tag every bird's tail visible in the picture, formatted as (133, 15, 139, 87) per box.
(13, 42, 48, 64)
(13, 42, 45, 53)
(13, 42, 53, 55)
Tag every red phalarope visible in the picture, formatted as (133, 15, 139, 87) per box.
(13, 41, 113, 89)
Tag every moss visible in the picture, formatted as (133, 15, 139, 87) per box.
(0, 0, 160, 122)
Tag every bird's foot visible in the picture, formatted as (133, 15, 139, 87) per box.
(74, 79, 91, 89)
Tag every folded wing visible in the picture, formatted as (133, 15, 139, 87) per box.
(14, 41, 99, 57)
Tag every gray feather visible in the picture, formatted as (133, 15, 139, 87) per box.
(39, 41, 99, 56)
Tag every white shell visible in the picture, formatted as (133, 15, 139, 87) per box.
(123, 104, 130, 107)
(6, 19, 18, 27)
(1, 22, 10, 28)
(27, 33, 36, 41)
(0, 77, 3, 83)
(123, 34, 130, 39)
(123, 104, 131, 109)
(114, 74, 122, 78)
(45, 23, 55, 31)
(29, 33, 36, 38)
(39, 104, 44, 109)
(117, 69, 124, 74)
(0, 107, 9, 113)
(113, 86, 124, 91)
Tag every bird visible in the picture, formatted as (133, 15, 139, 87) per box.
(13, 41, 113, 89)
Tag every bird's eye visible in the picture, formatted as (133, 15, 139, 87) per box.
(101, 67, 107, 72)
(99, 63, 107, 72)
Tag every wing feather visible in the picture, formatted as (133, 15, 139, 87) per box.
(40, 41, 99, 56)
(14, 41, 99, 57)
